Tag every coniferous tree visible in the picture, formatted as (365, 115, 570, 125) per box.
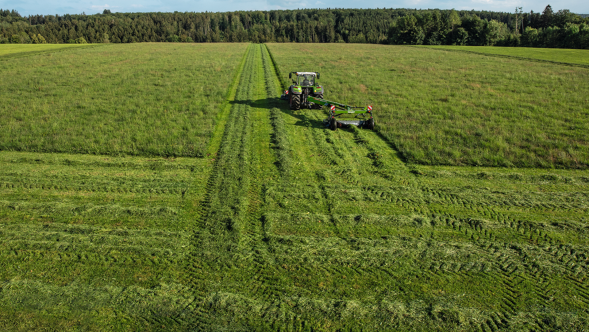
(541, 5, 554, 28)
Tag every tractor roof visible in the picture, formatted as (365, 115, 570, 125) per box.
(294, 72, 317, 76)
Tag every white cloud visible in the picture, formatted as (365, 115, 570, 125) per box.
(90, 4, 120, 10)
(266, 0, 308, 9)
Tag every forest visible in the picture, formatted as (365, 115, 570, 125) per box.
(1, 6, 588, 48)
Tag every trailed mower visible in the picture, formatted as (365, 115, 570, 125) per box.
(280, 72, 375, 131)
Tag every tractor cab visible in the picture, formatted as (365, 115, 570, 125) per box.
(289, 72, 319, 87)
(293, 73, 316, 87)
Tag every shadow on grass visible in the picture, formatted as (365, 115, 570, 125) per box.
(230, 97, 328, 129)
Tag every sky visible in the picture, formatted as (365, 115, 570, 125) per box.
(1, 0, 587, 17)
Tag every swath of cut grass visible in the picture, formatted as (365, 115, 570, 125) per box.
(0, 150, 211, 329)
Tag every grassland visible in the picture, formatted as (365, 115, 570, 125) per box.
(0, 44, 93, 57)
(267, 43, 589, 169)
(0, 43, 247, 158)
(0, 151, 210, 330)
(1, 43, 588, 331)
(0, 44, 241, 330)
(422, 45, 589, 66)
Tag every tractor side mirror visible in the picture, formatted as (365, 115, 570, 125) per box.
(317, 72, 320, 79)
(289, 73, 292, 79)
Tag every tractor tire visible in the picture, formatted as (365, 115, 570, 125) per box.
(313, 94, 323, 109)
(364, 118, 375, 130)
(329, 117, 337, 131)
(291, 94, 301, 111)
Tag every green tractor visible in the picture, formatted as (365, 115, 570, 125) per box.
(280, 72, 323, 110)
(280, 71, 375, 131)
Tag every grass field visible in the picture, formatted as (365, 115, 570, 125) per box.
(1, 43, 588, 330)
(0, 44, 93, 57)
(0, 151, 211, 330)
(0, 43, 248, 158)
(422, 45, 589, 66)
(268, 43, 589, 169)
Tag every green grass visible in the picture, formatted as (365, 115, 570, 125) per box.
(0, 151, 212, 330)
(267, 43, 589, 169)
(186, 44, 589, 330)
(0, 44, 93, 57)
(422, 45, 589, 66)
(1, 43, 589, 330)
(0, 43, 248, 158)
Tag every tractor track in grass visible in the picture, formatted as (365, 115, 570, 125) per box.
(181, 44, 259, 329)
(182, 44, 292, 329)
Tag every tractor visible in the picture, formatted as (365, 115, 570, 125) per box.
(280, 71, 375, 131)
(281, 72, 323, 110)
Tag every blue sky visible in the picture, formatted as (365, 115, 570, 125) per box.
(1, 0, 587, 17)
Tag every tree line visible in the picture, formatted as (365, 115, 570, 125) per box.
(1, 6, 588, 48)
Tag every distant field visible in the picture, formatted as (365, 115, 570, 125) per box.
(268, 43, 589, 169)
(0, 44, 92, 57)
(423, 45, 589, 66)
(0, 43, 247, 158)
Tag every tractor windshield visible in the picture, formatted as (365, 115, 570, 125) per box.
(298, 74, 315, 86)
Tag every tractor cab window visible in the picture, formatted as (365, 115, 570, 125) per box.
(298, 74, 315, 86)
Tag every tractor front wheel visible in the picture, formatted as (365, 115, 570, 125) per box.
(291, 94, 301, 110)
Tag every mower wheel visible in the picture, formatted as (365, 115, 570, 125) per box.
(364, 118, 375, 130)
(291, 94, 301, 110)
(329, 117, 337, 131)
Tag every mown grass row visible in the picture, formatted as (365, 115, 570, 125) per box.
(267, 43, 589, 169)
(261, 45, 291, 177)
(186, 45, 259, 308)
(0, 151, 208, 330)
(0, 43, 248, 158)
(258, 155, 589, 330)
(184, 44, 292, 330)
(260, 178, 589, 330)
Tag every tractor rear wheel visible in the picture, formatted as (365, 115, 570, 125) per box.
(291, 94, 301, 110)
